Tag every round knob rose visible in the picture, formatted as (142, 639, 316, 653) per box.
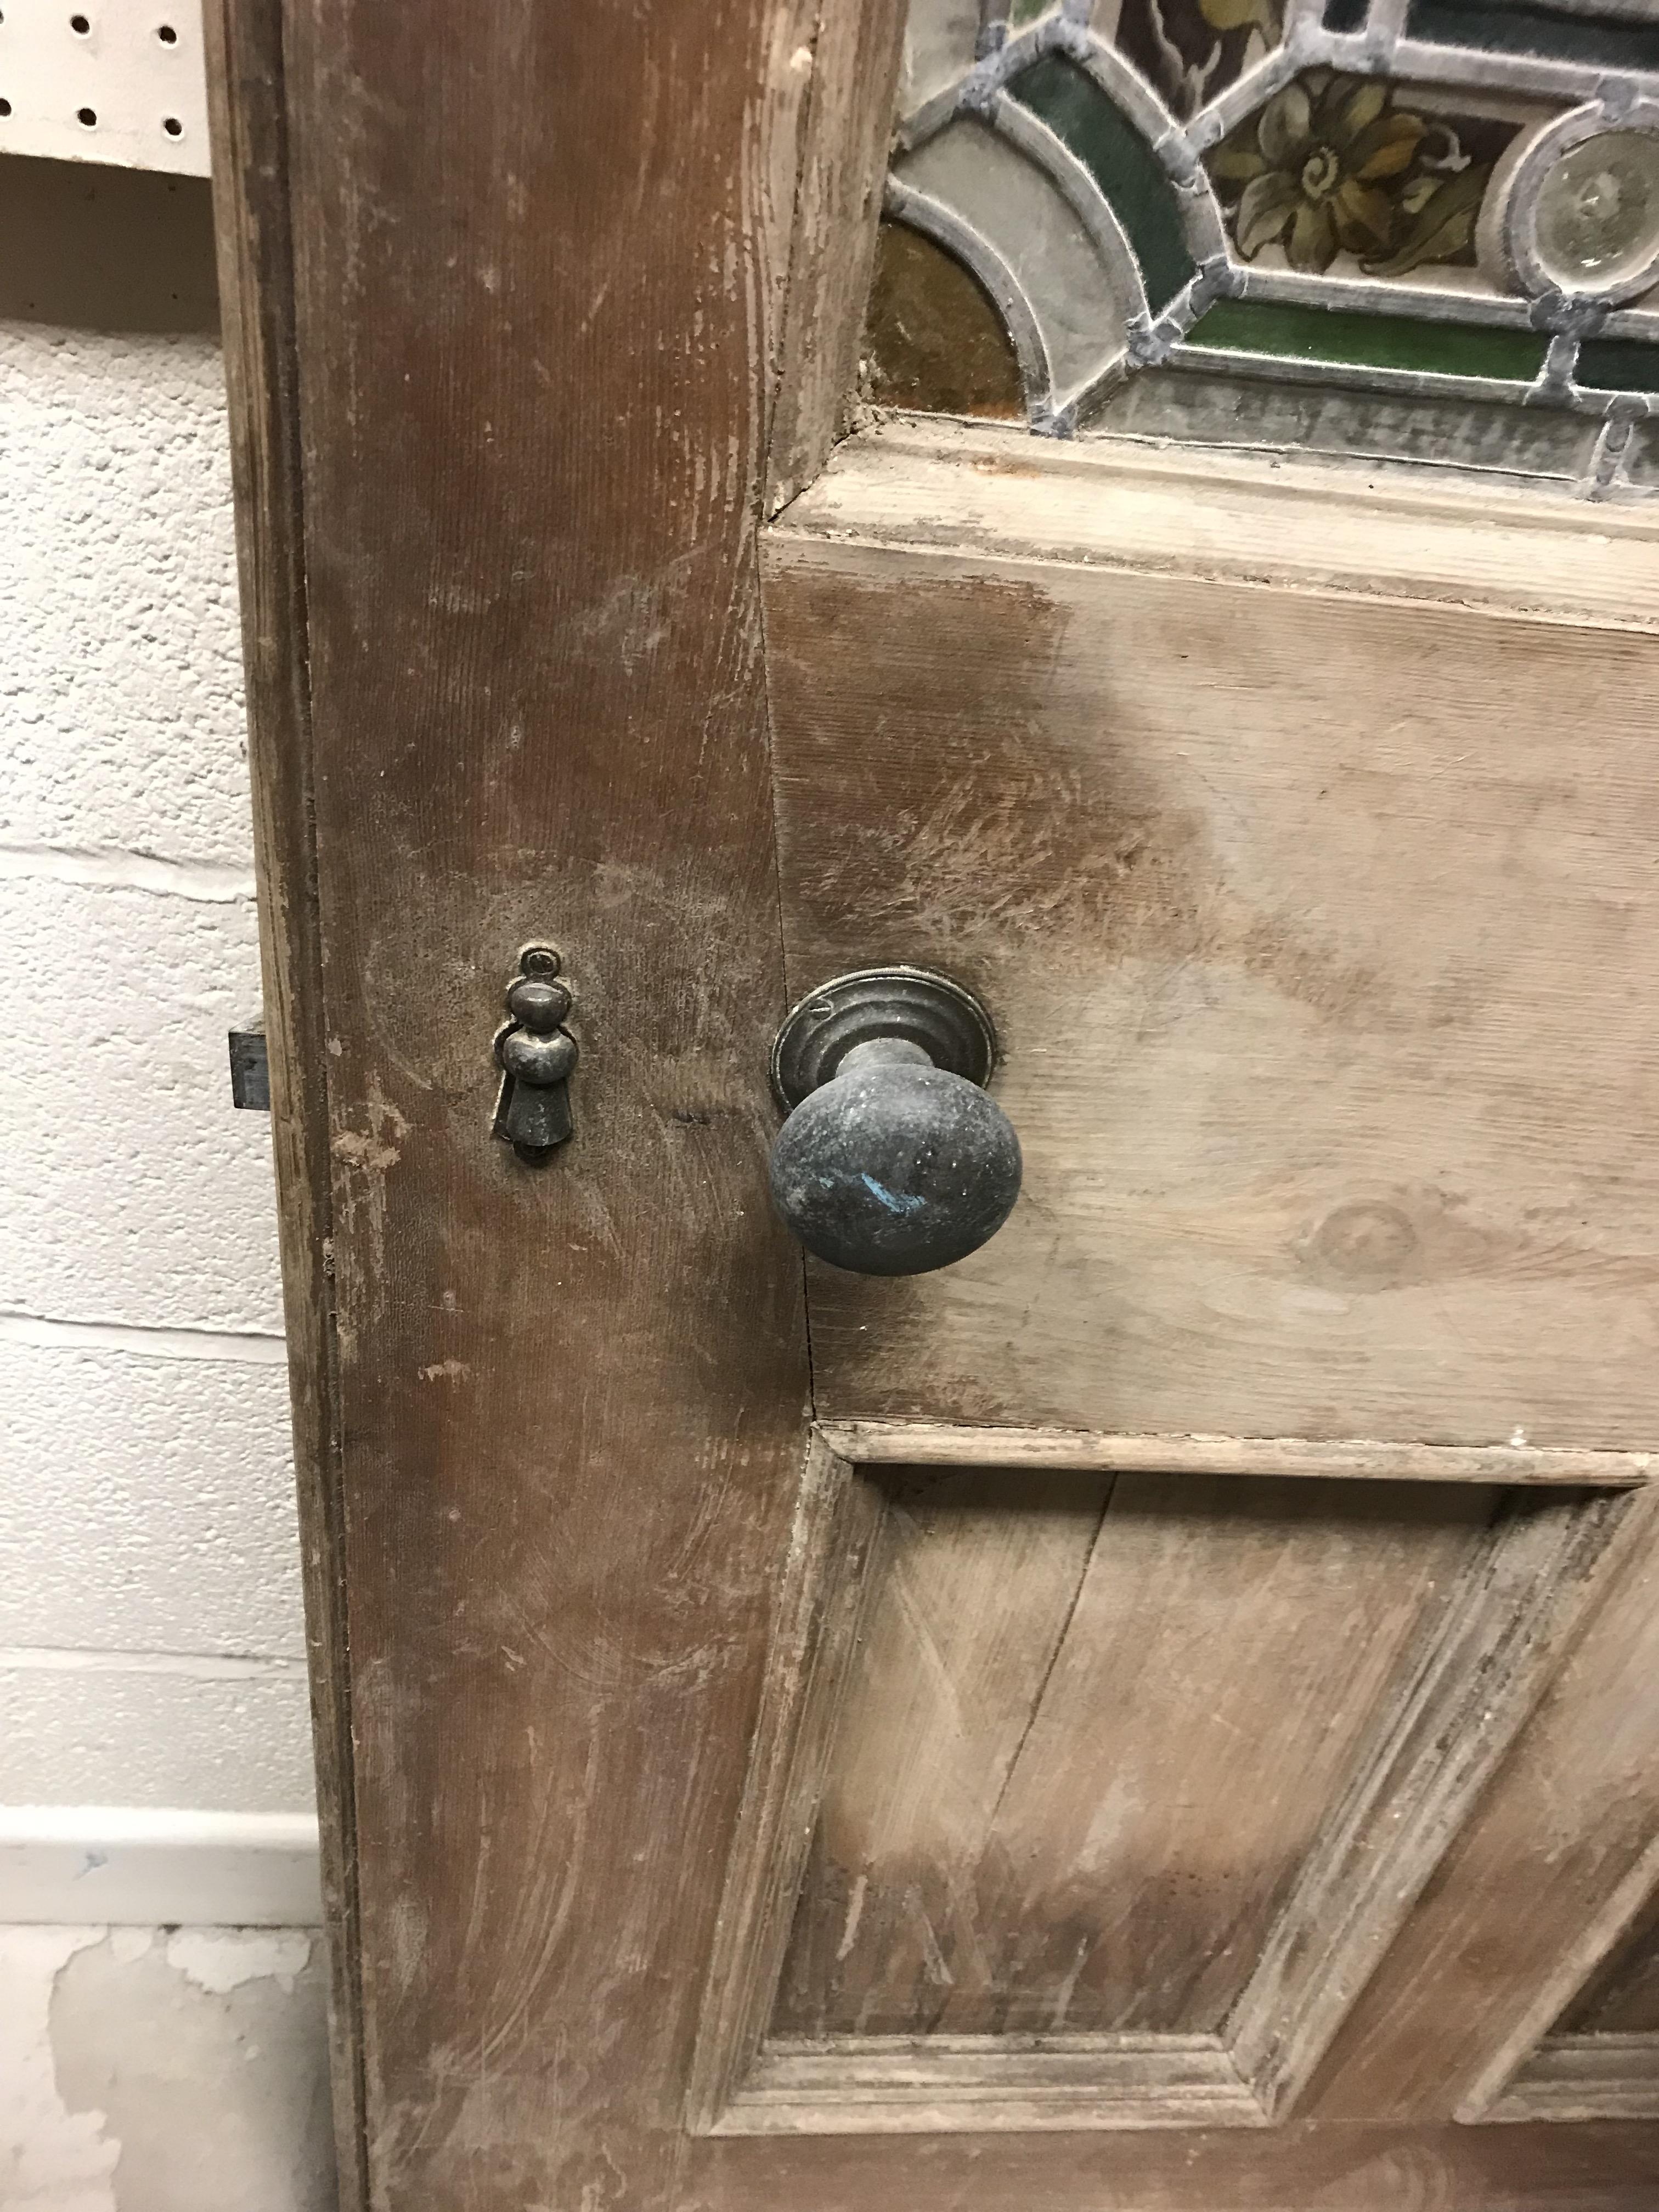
(767, 970, 1022, 1277)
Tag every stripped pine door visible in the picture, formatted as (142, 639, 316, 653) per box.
(207, 0, 1659, 2205)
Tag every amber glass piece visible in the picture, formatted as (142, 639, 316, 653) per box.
(861, 220, 1025, 419)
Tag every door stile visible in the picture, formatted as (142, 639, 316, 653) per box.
(202, 1, 368, 2201)
(201, 2, 898, 2205)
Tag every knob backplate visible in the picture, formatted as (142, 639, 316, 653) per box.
(771, 966, 997, 1109)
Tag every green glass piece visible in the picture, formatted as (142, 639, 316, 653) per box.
(1406, 0, 1659, 73)
(1576, 337, 1659, 393)
(1009, 55, 1195, 311)
(1187, 297, 1548, 381)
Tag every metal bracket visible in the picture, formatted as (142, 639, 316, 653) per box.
(227, 1030, 270, 1111)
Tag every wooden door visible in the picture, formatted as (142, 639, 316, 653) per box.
(206, 1, 1659, 2205)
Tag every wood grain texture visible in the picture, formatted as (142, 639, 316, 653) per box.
(1300, 1486, 1659, 2123)
(687, 1436, 885, 2136)
(824, 1421, 1652, 1486)
(765, 0, 905, 515)
(251, 1, 833, 2201)
(1459, 1826, 1659, 2119)
(764, 438, 1659, 1446)
(694, 1451, 1633, 2151)
(1232, 1489, 1632, 2119)
(687, 2119, 1659, 2208)
(200, 6, 364, 2202)
(1561, 1864, 1659, 2035)
(215, 1, 1659, 2186)
(1488, 2036, 1659, 2124)
(772, 1464, 1114, 2037)
(781, 416, 1659, 626)
(693, 1448, 1317, 2133)
(725, 2033, 1263, 2132)
(777, 1473, 1491, 2045)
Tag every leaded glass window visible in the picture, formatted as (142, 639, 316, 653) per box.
(866, 0, 1659, 490)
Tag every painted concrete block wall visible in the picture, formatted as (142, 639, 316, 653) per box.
(0, 168, 310, 1820)
(1, 156, 331, 2212)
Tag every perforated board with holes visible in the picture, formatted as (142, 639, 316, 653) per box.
(0, 0, 208, 176)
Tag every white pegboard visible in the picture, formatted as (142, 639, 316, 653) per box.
(0, 0, 210, 177)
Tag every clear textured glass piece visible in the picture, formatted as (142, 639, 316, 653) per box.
(895, 117, 1129, 411)
(1534, 131, 1659, 291)
(1091, 363, 1602, 477)
(899, 0, 982, 120)
(1011, 55, 1197, 308)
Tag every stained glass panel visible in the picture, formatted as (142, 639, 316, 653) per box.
(1013, 54, 1198, 305)
(1190, 295, 1550, 374)
(1406, 1, 1659, 73)
(866, 0, 1659, 493)
(863, 224, 1028, 415)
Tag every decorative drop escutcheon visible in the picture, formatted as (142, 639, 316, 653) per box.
(494, 946, 578, 1156)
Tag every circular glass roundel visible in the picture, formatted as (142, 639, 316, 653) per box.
(1534, 129, 1659, 294)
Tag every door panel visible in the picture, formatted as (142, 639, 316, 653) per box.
(763, 430, 1659, 1447)
(1301, 1480, 1659, 2125)
(690, 1435, 1632, 2139)
(206, 3, 835, 2206)
(1566, 1899, 1659, 2038)
(717, 420, 1659, 2184)
(772, 1470, 1489, 2044)
(209, 0, 1659, 2199)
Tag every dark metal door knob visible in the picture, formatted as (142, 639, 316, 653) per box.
(769, 968, 1022, 1276)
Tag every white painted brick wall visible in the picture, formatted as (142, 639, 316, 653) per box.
(0, 303, 313, 1826)
(0, 877, 281, 1333)
(0, 325, 252, 859)
(0, 1340, 302, 1657)
(0, 1661, 316, 1812)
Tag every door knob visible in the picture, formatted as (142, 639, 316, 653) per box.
(769, 967, 1022, 1276)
